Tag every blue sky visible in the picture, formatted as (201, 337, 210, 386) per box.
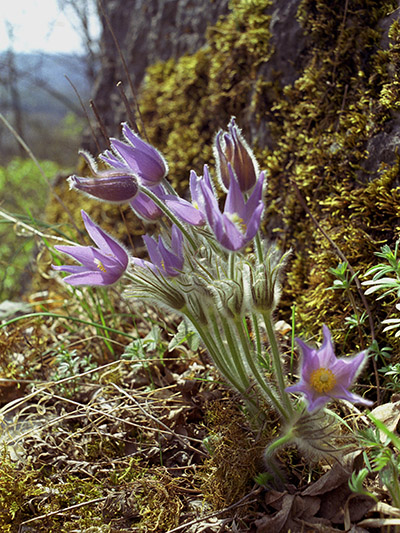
(0, 0, 100, 54)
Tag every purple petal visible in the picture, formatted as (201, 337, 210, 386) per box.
(111, 132, 167, 186)
(331, 351, 366, 387)
(163, 195, 206, 226)
(158, 237, 183, 275)
(243, 202, 264, 242)
(81, 211, 128, 268)
(189, 170, 205, 211)
(131, 256, 158, 274)
(217, 215, 246, 251)
(54, 244, 97, 268)
(52, 264, 89, 274)
(59, 271, 113, 286)
(143, 234, 164, 269)
(69, 175, 139, 204)
(244, 172, 265, 214)
(224, 165, 245, 218)
(130, 191, 163, 221)
(332, 385, 373, 406)
(171, 225, 184, 257)
(99, 150, 127, 169)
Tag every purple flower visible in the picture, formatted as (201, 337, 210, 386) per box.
(129, 184, 165, 221)
(100, 122, 168, 187)
(286, 325, 373, 412)
(159, 170, 207, 227)
(200, 164, 265, 251)
(68, 151, 139, 204)
(131, 225, 184, 277)
(214, 117, 259, 192)
(52, 210, 129, 286)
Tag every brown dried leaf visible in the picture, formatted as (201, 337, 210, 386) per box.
(369, 400, 400, 440)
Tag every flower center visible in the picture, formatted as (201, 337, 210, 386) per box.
(310, 367, 336, 393)
(94, 258, 107, 273)
(228, 212, 247, 234)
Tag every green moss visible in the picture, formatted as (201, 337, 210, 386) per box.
(199, 400, 267, 509)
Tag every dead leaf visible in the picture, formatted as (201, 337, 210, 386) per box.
(369, 400, 400, 440)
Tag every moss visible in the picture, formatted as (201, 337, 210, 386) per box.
(199, 400, 267, 509)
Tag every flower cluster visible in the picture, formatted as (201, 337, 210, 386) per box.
(52, 118, 371, 466)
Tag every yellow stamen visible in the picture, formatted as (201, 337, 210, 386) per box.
(94, 258, 107, 273)
(229, 212, 247, 233)
(310, 367, 336, 393)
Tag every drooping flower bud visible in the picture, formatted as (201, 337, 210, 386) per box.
(214, 117, 260, 192)
(68, 151, 139, 204)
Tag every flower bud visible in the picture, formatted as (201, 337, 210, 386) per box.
(68, 174, 139, 203)
(250, 247, 288, 312)
(214, 117, 259, 192)
(68, 150, 139, 204)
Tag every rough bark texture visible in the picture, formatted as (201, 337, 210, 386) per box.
(88, 0, 230, 144)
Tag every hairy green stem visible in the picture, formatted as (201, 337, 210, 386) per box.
(262, 310, 294, 418)
(183, 308, 254, 405)
(233, 316, 290, 421)
(254, 230, 264, 265)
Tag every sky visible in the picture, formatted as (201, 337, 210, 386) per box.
(0, 0, 101, 54)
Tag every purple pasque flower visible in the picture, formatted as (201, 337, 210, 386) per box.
(130, 184, 165, 221)
(200, 164, 265, 251)
(52, 210, 129, 286)
(286, 325, 373, 412)
(100, 122, 168, 187)
(214, 117, 260, 192)
(68, 151, 139, 204)
(159, 170, 207, 227)
(131, 225, 184, 277)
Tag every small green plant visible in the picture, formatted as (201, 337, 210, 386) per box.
(52, 346, 97, 394)
(363, 241, 400, 300)
(351, 413, 400, 508)
(379, 362, 400, 391)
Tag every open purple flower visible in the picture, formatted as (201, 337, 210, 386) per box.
(214, 117, 260, 192)
(286, 325, 372, 412)
(100, 123, 168, 187)
(131, 225, 184, 277)
(52, 210, 129, 286)
(200, 164, 265, 251)
(68, 151, 139, 204)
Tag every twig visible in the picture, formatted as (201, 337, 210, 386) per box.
(117, 81, 139, 133)
(65, 74, 102, 154)
(90, 99, 110, 148)
(0, 208, 78, 245)
(18, 497, 106, 530)
(110, 382, 207, 456)
(165, 486, 261, 533)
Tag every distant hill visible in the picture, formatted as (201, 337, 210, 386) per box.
(0, 51, 93, 118)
